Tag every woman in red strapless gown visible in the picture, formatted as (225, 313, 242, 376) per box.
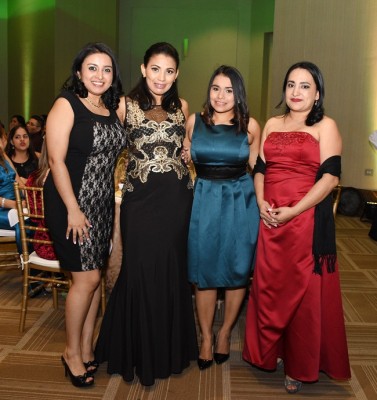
(243, 62, 351, 394)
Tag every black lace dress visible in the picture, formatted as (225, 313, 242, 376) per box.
(95, 100, 198, 386)
(44, 91, 127, 271)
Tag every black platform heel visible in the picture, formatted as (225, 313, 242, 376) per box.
(61, 356, 94, 387)
(83, 359, 99, 374)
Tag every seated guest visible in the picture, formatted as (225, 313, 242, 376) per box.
(25, 142, 57, 260)
(0, 129, 24, 249)
(26, 115, 45, 153)
(8, 114, 26, 133)
(5, 125, 39, 184)
(1, 128, 47, 297)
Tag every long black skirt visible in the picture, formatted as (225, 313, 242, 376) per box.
(95, 171, 198, 386)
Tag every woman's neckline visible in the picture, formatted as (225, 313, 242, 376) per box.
(75, 94, 111, 117)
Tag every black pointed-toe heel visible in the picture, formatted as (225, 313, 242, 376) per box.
(214, 332, 230, 365)
(197, 357, 213, 370)
(61, 356, 94, 387)
(197, 334, 215, 370)
(214, 352, 230, 365)
(83, 359, 99, 374)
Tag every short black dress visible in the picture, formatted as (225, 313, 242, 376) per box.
(44, 91, 126, 271)
(95, 100, 198, 386)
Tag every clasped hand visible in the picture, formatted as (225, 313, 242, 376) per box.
(66, 208, 92, 245)
(259, 201, 296, 228)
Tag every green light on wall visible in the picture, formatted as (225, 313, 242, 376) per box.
(7, 0, 54, 119)
(8, 0, 54, 18)
(0, 1, 7, 19)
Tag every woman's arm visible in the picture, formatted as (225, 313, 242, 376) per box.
(182, 113, 195, 164)
(46, 97, 91, 245)
(254, 120, 278, 228)
(180, 98, 189, 120)
(247, 117, 261, 171)
(0, 157, 24, 208)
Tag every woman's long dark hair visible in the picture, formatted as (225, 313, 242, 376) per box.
(276, 61, 325, 126)
(0, 126, 7, 171)
(5, 125, 38, 161)
(62, 42, 123, 110)
(201, 65, 249, 134)
(127, 42, 181, 112)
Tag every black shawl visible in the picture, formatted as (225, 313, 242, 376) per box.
(312, 155, 341, 275)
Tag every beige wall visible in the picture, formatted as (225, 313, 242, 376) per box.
(5, 1, 375, 190)
(118, 0, 274, 115)
(271, 0, 377, 190)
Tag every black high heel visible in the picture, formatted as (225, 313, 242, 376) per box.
(197, 357, 213, 370)
(197, 334, 215, 370)
(61, 356, 94, 387)
(214, 332, 230, 365)
(214, 352, 230, 364)
(83, 359, 99, 374)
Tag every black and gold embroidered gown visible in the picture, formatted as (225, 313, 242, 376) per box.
(95, 99, 198, 386)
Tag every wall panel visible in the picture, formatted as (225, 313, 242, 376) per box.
(271, 0, 377, 189)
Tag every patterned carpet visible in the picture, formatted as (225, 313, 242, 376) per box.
(0, 214, 376, 399)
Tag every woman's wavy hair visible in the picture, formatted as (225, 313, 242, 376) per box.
(276, 61, 325, 126)
(62, 42, 123, 110)
(128, 42, 181, 112)
(201, 65, 249, 134)
(32, 141, 50, 187)
(5, 125, 38, 161)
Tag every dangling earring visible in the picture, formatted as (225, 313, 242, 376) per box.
(314, 100, 318, 106)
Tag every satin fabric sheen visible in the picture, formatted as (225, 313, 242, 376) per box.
(243, 132, 351, 382)
(188, 114, 259, 288)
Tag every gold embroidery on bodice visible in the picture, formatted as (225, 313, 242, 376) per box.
(124, 100, 189, 192)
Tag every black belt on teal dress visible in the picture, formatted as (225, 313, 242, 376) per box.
(195, 164, 247, 180)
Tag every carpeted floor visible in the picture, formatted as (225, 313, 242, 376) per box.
(0, 214, 376, 399)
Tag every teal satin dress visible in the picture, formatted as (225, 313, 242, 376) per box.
(188, 114, 259, 288)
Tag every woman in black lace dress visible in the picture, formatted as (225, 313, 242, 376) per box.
(95, 42, 198, 386)
(44, 43, 126, 387)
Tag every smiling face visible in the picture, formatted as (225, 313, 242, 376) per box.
(209, 74, 235, 114)
(77, 52, 114, 96)
(141, 53, 178, 103)
(285, 68, 319, 113)
(11, 126, 30, 152)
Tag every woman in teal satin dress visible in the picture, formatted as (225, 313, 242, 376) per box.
(182, 65, 260, 370)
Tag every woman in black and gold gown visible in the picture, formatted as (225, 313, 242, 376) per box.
(95, 42, 198, 386)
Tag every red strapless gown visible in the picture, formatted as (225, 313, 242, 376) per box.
(243, 132, 351, 382)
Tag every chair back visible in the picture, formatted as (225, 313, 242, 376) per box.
(13, 182, 52, 264)
(332, 184, 342, 217)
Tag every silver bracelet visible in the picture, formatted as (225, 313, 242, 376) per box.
(1, 197, 5, 208)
